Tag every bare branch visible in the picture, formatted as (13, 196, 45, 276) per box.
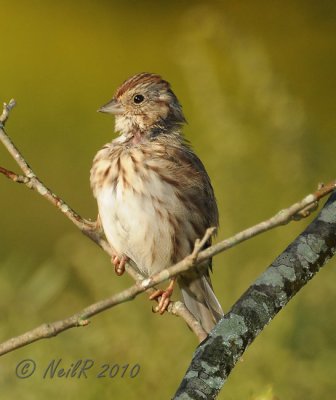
(0, 300, 208, 356)
(199, 180, 336, 262)
(0, 255, 208, 355)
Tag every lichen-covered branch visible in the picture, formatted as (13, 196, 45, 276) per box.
(174, 191, 336, 400)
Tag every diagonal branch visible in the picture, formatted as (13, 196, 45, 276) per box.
(0, 272, 205, 356)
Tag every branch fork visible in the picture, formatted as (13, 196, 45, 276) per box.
(189, 227, 217, 265)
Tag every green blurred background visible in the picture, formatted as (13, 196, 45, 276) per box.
(0, 1, 335, 399)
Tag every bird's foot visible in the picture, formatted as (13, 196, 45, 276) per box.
(149, 279, 175, 314)
(111, 254, 128, 276)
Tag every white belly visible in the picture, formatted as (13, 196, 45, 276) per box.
(96, 160, 186, 275)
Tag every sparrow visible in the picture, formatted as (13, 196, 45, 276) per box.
(90, 72, 223, 333)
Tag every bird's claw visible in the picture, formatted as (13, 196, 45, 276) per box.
(149, 280, 175, 314)
(111, 254, 128, 276)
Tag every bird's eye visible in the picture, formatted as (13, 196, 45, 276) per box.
(133, 94, 144, 104)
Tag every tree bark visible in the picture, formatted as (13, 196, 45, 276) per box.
(174, 191, 336, 400)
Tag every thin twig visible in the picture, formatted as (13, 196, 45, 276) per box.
(124, 260, 207, 341)
(0, 236, 211, 356)
(190, 227, 216, 264)
(0, 166, 29, 183)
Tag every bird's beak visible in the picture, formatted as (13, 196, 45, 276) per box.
(98, 98, 125, 115)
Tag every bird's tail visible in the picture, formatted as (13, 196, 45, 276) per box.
(178, 275, 223, 334)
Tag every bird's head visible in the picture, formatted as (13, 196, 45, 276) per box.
(98, 73, 186, 139)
